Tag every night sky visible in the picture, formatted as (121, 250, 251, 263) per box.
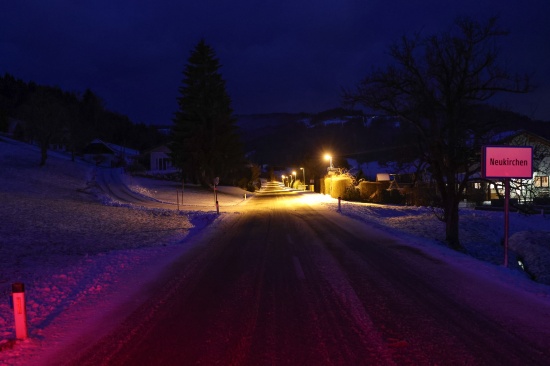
(2, 1, 549, 125)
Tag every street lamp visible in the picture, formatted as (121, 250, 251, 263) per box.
(292, 171, 296, 187)
(324, 154, 333, 169)
(281, 174, 286, 186)
(300, 167, 305, 190)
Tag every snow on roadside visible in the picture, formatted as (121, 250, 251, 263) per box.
(510, 231, 550, 284)
(303, 194, 550, 285)
(0, 137, 217, 360)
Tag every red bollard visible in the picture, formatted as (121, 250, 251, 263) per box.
(12, 283, 28, 339)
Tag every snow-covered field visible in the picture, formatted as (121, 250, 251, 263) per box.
(1, 136, 549, 365)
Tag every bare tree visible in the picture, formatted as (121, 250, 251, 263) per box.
(20, 89, 68, 166)
(344, 17, 531, 250)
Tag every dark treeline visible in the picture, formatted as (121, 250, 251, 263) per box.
(0, 73, 167, 165)
(237, 108, 409, 183)
(239, 106, 550, 183)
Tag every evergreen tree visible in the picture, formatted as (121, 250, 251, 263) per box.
(171, 39, 243, 186)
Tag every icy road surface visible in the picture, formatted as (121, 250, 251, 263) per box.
(45, 188, 550, 365)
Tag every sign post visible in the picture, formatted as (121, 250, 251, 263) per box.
(213, 177, 220, 215)
(503, 178, 510, 267)
(482, 146, 533, 267)
(12, 283, 28, 339)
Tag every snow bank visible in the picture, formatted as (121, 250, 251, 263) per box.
(307, 194, 550, 279)
(0, 138, 197, 346)
(510, 231, 550, 285)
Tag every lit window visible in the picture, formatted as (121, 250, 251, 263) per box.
(534, 176, 549, 188)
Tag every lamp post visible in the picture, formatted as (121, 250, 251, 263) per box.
(281, 175, 286, 187)
(292, 171, 296, 188)
(324, 154, 333, 169)
(324, 154, 334, 196)
(300, 167, 305, 190)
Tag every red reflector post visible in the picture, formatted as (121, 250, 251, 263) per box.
(12, 283, 28, 340)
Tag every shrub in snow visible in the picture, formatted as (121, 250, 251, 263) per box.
(323, 176, 353, 199)
(509, 231, 550, 285)
(344, 185, 361, 202)
(359, 181, 386, 202)
(380, 188, 405, 205)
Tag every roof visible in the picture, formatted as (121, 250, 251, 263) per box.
(83, 139, 140, 156)
(144, 144, 172, 154)
(497, 130, 550, 147)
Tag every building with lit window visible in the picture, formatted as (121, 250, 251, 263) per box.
(468, 131, 550, 206)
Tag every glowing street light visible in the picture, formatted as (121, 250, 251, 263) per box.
(300, 167, 305, 190)
(292, 171, 297, 186)
(324, 154, 333, 169)
(281, 175, 286, 186)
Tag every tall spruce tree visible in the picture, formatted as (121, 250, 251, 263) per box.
(171, 40, 243, 186)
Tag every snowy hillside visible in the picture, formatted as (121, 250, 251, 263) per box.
(0, 137, 225, 362)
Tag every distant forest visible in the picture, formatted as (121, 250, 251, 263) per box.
(237, 106, 550, 181)
(0, 73, 168, 157)
(1, 73, 548, 176)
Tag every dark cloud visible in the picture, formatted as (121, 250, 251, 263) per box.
(1, 0, 549, 124)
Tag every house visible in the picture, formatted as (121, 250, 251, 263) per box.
(144, 145, 177, 174)
(82, 139, 140, 167)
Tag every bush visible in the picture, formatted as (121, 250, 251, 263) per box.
(534, 196, 550, 205)
(247, 180, 258, 192)
(409, 183, 440, 206)
(125, 163, 147, 174)
(380, 189, 405, 204)
(344, 185, 361, 201)
(327, 176, 352, 199)
(359, 181, 378, 201)
(237, 177, 248, 190)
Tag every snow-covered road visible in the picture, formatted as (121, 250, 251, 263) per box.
(43, 191, 550, 365)
(1, 136, 550, 365)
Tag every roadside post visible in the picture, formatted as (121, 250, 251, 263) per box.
(11, 283, 28, 339)
(482, 146, 533, 267)
(214, 177, 220, 215)
(337, 196, 342, 212)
